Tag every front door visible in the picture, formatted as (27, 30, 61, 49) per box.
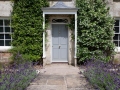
(52, 24, 68, 62)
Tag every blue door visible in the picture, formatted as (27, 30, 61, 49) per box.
(52, 24, 68, 62)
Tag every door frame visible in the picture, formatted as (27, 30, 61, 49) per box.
(51, 23, 69, 62)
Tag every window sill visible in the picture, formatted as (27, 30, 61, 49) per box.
(0, 46, 12, 52)
(115, 47, 120, 52)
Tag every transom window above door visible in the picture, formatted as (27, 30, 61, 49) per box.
(52, 19, 68, 23)
(113, 0, 120, 2)
(48, 0, 72, 1)
(0, 18, 12, 46)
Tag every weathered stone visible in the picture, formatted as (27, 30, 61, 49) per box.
(0, 1, 12, 16)
(0, 52, 12, 62)
(113, 53, 120, 65)
(28, 64, 94, 90)
(45, 75, 65, 85)
(67, 88, 75, 90)
(27, 85, 67, 90)
(47, 78, 65, 85)
(31, 79, 47, 85)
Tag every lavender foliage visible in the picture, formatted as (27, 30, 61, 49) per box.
(84, 60, 120, 90)
(0, 62, 37, 90)
(0, 53, 37, 90)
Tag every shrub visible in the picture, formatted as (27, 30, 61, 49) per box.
(76, 0, 115, 62)
(0, 53, 37, 90)
(84, 60, 120, 90)
(11, 0, 49, 62)
(0, 52, 37, 90)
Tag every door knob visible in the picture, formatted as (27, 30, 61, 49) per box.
(59, 46, 61, 49)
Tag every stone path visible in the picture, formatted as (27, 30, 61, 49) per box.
(27, 63, 94, 90)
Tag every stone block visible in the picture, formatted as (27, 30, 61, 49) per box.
(31, 79, 47, 85)
(27, 85, 67, 90)
(0, 52, 11, 62)
(113, 53, 120, 65)
(0, 1, 12, 16)
(45, 75, 65, 85)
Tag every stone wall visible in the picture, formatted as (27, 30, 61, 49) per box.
(107, 0, 120, 17)
(1, 0, 120, 17)
(108, 0, 120, 64)
(0, 1, 12, 17)
(0, 52, 11, 62)
(49, 0, 75, 7)
(113, 53, 120, 65)
(0, 1, 12, 62)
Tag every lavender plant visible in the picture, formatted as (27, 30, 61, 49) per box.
(0, 53, 37, 90)
(84, 60, 120, 90)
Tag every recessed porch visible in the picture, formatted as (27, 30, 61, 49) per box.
(42, 1, 78, 66)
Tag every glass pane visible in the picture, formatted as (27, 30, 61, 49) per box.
(115, 20, 119, 26)
(11, 28, 14, 32)
(113, 34, 118, 40)
(5, 34, 11, 39)
(119, 41, 120, 47)
(0, 20, 3, 26)
(4, 20, 10, 26)
(64, 19, 68, 23)
(0, 27, 3, 32)
(52, 19, 68, 23)
(0, 40, 4, 46)
(5, 40, 11, 46)
(114, 27, 119, 33)
(5, 27, 10, 32)
(0, 34, 4, 39)
(114, 41, 118, 46)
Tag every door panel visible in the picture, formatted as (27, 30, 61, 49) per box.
(52, 24, 59, 60)
(60, 48, 67, 59)
(52, 24, 68, 62)
(52, 26, 59, 45)
(53, 48, 59, 59)
(60, 27, 68, 45)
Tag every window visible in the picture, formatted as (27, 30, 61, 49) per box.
(0, 18, 12, 46)
(113, 0, 120, 2)
(48, 0, 72, 1)
(52, 19, 68, 23)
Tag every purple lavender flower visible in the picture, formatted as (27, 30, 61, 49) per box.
(84, 59, 120, 90)
(0, 52, 37, 90)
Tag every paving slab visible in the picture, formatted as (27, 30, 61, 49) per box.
(31, 79, 47, 85)
(40, 64, 80, 75)
(47, 76, 65, 85)
(27, 64, 94, 90)
(27, 85, 67, 90)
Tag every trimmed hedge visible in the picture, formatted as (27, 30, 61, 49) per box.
(76, 0, 115, 62)
(11, 0, 49, 62)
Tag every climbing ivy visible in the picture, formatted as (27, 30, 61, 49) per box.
(11, 0, 49, 62)
(76, 0, 115, 62)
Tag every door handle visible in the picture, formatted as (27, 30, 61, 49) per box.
(59, 46, 61, 49)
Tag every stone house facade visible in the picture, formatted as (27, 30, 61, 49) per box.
(0, 0, 120, 65)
